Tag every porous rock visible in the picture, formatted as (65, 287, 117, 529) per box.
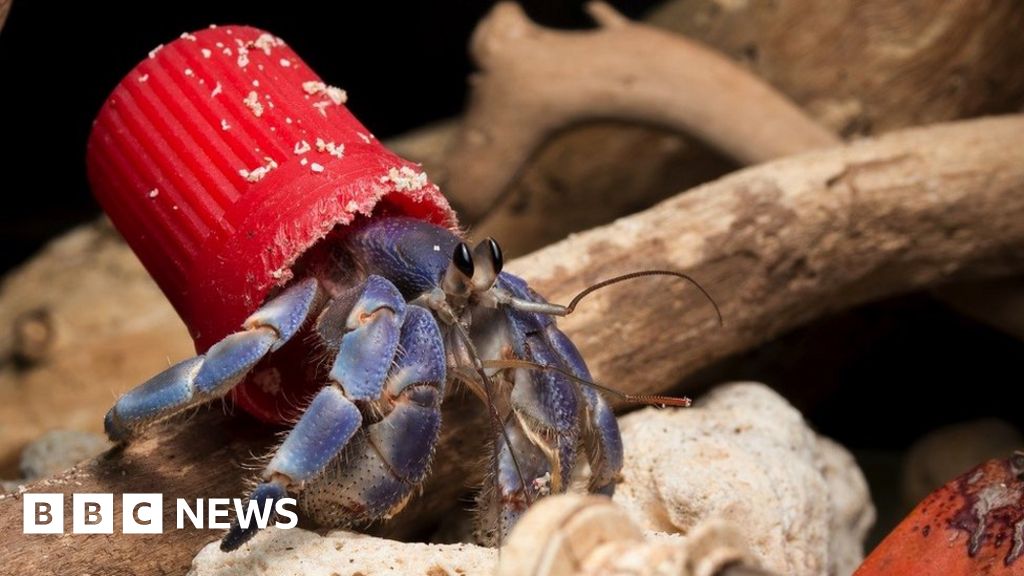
(614, 382, 874, 576)
(19, 429, 109, 479)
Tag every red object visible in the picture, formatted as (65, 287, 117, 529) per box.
(87, 25, 456, 423)
(855, 454, 1024, 576)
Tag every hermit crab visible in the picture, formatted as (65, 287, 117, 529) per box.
(88, 25, 716, 551)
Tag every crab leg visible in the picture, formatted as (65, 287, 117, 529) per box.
(471, 274, 584, 543)
(220, 385, 362, 551)
(475, 417, 552, 546)
(299, 305, 447, 525)
(222, 275, 413, 550)
(499, 274, 582, 492)
(544, 324, 623, 496)
(103, 278, 323, 442)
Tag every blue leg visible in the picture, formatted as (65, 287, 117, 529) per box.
(104, 278, 323, 442)
(221, 386, 362, 550)
(299, 306, 447, 526)
(498, 271, 623, 495)
(545, 324, 623, 496)
(501, 275, 582, 494)
(316, 275, 406, 400)
(475, 418, 552, 546)
(222, 275, 413, 550)
(507, 326, 581, 492)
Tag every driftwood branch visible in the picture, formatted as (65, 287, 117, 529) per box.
(0, 1, 10, 32)
(443, 2, 838, 221)
(1, 115, 1021, 574)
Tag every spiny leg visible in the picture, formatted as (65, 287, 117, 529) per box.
(104, 278, 323, 442)
(222, 274, 408, 550)
(470, 300, 582, 544)
(221, 385, 362, 550)
(508, 325, 582, 492)
(300, 305, 447, 525)
(501, 276, 582, 492)
(474, 417, 551, 546)
(544, 323, 623, 496)
(499, 271, 623, 496)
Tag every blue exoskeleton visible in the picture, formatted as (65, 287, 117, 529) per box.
(104, 216, 708, 550)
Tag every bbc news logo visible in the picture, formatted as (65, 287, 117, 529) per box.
(23, 493, 298, 534)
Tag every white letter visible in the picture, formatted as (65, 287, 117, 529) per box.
(207, 498, 231, 529)
(123, 494, 163, 534)
(23, 494, 63, 534)
(73, 493, 113, 534)
(274, 498, 298, 529)
(233, 497, 275, 530)
(177, 499, 203, 529)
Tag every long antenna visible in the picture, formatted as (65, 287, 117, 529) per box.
(565, 270, 723, 326)
(502, 269, 723, 327)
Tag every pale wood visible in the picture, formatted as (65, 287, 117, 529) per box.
(443, 2, 838, 221)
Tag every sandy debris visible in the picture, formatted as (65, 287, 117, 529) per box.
(254, 33, 284, 55)
(302, 81, 326, 95)
(315, 138, 344, 158)
(310, 162, 325, 173)
(243, 91, 264, 117)
(293, 140, 311, 155)
(382, 166, 428, 191)
(302, 81, 347, 105)
(211, 82, 222, 97)
(239, 157, 278, 183)
(237, 45, 250, 68)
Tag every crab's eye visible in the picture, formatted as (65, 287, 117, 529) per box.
(453, 242, 475, 278)
(487, 238, 503, 275)
(470, 238, 503, 292)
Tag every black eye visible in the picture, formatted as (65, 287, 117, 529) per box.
(487, 238, 503, 274)
(453, 242, 474, 277)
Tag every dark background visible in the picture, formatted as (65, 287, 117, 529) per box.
(0, 0, 658, 274)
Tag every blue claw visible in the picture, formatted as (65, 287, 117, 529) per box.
(298, 306, 446, 524)
(192, 329, 278, 393)
(266, 386, 362, 482)
(504, 303, 581, 492)
(244, 277, 321, 351)
(104, 357, 205, 441)
(220, 482, 287, 551)
(500, 270, 622, 496)
(324, 275, 406, 400)
(104, 279, 325, 441)
(229, 386, 362, 547)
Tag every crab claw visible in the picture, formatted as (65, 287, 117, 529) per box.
(220, 482, 288, 552)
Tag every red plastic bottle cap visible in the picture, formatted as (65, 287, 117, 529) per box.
(87, 26, 456, 422)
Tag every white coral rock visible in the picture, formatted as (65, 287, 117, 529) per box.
(613, 382, 874, 576)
